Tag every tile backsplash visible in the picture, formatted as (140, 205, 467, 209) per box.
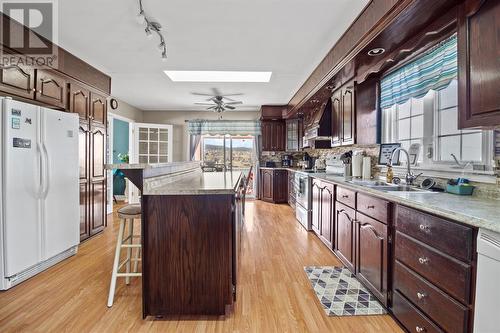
(260, 143, 500, 200)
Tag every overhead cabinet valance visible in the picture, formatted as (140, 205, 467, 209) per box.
(380, 35, 457, 109)
(188, 120, 261, 136)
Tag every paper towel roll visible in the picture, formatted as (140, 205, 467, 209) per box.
(352, 154, 363, 178)
(362, 156, 371, 180)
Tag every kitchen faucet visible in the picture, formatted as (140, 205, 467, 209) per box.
(390, 147, 423, 186)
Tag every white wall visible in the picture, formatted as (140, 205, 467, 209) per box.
(142, 111, 260, 161)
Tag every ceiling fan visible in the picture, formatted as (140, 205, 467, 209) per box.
(192, 88, 243, 113)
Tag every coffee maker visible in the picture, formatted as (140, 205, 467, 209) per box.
(303, 153, 314, 170)
(281, 154, 293, 167)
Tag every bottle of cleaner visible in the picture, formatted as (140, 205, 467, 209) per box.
(386, 164, 394, 183)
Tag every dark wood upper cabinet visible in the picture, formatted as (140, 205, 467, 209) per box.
(356, 212, 388, 306)
(90, 91, 107, 126)
(331, 81, 356, 147)
(35, 69, 68, 109)
(70, 82, 90, 120)
(261, 120, 285, 151)
(331, 90, 342, 146)
(458, 0, 500, 128)
(0, 60, 35, 99)
(261, 105, 287, 120)
(285, 118, 302, 152)
(341, 85, 355, 145)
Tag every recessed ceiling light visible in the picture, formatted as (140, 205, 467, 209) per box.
(368, 47, 385, 56)
(164, 71, 272, 83)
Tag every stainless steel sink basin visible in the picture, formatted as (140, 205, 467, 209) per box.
(347, 180, 437, 193)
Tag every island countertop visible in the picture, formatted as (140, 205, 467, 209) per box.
(143, 169, 248, 195)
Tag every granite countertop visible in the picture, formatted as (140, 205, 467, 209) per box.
(105, 162, 199, 170)
(311, 173, 500, 233)
(143, 169, 249, 195)
(258, 167, 500, 232)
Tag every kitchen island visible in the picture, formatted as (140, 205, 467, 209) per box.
(106, 162, 250, 317)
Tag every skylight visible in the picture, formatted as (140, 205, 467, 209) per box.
(163, 71, 272, 83)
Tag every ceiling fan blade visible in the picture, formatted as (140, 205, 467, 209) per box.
(194, 102, 216, 105)
(223, 105, 235, 110)
(191, 92, 214, 96)
(224, 101, 243, 105)
(207, 106, 217, 110)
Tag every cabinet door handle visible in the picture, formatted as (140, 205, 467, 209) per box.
(342, 194, 349, 198)
(416, 292, 427, 300)
(418, 257, 429, 265)
(366, 205, 375, 209)
(415, 326, 426, 333)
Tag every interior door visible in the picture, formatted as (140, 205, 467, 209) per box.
(41, 109, 80, 259)
(2, 99, 41, 276)
(134, 123, 173, 165)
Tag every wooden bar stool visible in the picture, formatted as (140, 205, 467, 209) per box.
(107, 204, 142, 307)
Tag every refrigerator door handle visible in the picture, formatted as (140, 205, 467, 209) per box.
(41, 143, 50, 198)
(35, 142, 44, 198)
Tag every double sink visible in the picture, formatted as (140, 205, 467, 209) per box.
(347, 180, 438, 194)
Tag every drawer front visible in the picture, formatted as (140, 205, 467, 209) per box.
(392, 291, 444, 333)
(357, 193, 390, 223)
(396, 205, 473, 262)
(394, 261, 469, 333)
(336, 186, 356, 209)
(395, 232, 471, 304)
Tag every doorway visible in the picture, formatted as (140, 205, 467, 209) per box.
(107, 113, 135, 213)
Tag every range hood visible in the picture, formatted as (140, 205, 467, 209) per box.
(302, 99, 332, 148)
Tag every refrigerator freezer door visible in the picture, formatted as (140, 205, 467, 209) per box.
(2, 99, 42, 277)
(41, 108, 80, 259)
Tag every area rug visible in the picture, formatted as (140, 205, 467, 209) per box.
(304, 266, 387, 316)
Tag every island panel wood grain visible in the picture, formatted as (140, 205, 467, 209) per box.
(142, 194, 234, 317)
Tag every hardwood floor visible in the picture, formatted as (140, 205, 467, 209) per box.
(0, 201, 402, 333)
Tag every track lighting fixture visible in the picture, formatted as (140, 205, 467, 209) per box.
(136, 0, 168, 61)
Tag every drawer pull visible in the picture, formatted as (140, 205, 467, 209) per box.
(418, 257, 429, 265)
(342, 195, 349, 198)
(366, 205, 375, 209)
(419, 224, 430, 232)
(415, 326, 426, 333)
(416, 292, 427, 300)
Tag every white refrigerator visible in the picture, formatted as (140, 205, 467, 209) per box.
(0, 98, 80, 290)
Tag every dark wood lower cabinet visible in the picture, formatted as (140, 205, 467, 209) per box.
(260, 169, 287, 203)
(79, 182, 90, 240)
(311, 179, 334, 248)
(90, 180, 106, 236)
(392, 291, 444, 333)
(334, 202, 356, 272)
(355, 212, 388, 306)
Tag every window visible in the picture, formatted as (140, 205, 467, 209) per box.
(135, 123, 173, 164)
(382, 79, 493, 168)
(200, 135, 255, 170)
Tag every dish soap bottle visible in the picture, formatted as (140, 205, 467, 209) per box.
(386, 164, 394, 183)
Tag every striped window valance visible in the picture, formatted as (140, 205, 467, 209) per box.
(188, 119, 262, 136)
(380, 34, 457, 109)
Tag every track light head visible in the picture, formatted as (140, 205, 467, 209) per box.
(145, 26, 153, 38)
(161, 51, 167, 62)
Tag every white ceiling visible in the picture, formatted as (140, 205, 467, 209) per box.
(58, 0, 368, 111)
